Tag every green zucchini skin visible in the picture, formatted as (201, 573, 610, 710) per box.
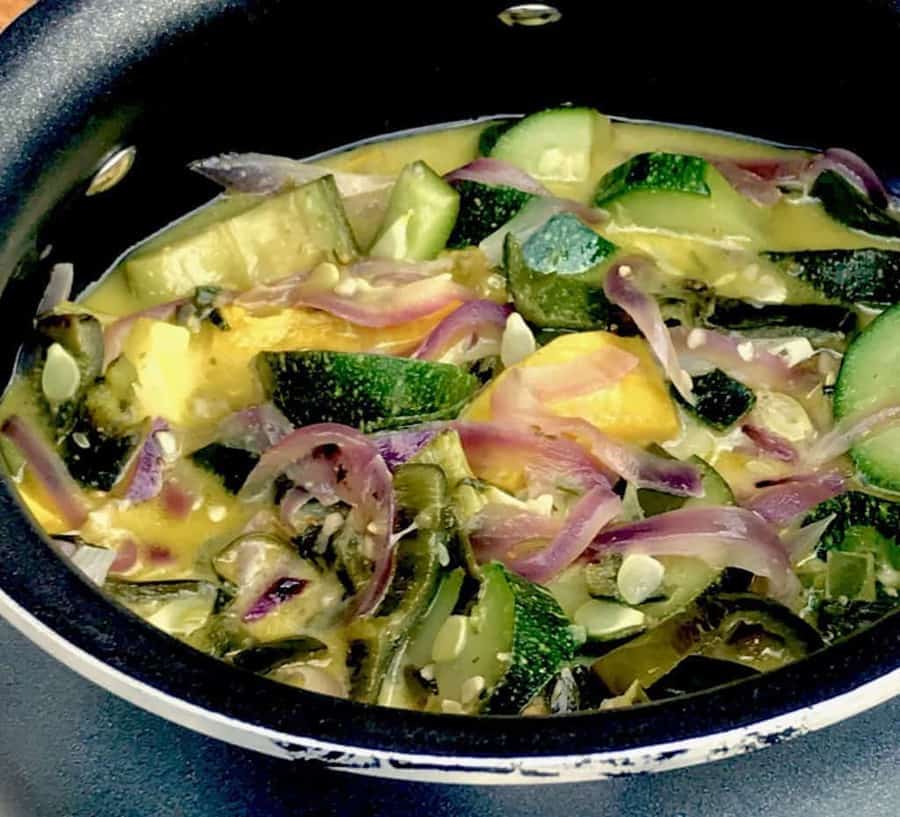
(504, 232, 614, 330)
(61, 414, 139, 491)
(811, 170, 900, 239)
(673, 368, 755, 431)
(804, 491, 900, 558)
(446, 180, 532, 249)
(833, 303, 900, 491)
(593, 152, 710, 207)
(708, 298, 857, 338)
(482, 563, 576, 715)
(257, 351, 480, 433)
(765, 249, 900, 306)
(478, 120, 516, 157)
(191, 443, 260, 494)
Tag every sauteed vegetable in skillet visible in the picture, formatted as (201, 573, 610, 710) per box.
(5, 107, 900, 714)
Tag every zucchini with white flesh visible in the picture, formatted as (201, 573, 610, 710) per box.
(490, 107, 612, 185)
(545, 665, 611, 714)
(370, 161, 460, 261)
(430, 561, 575, 714)
(61, 412, 140, 491)
(708, 298, 856, 340)
(810, 170, 900, 239)
(765, 249, 900, 306)
(833, 303, 900, 491)
(258, 351, 480, 433)
(446, 180, 532, 248)
(478, 120, 516, 156)
(593, 152, 767, 242)
(673, 368, 755, 431)
(504, 219, 618, 330)
(120, 175, 358, 306)
(593, 593, 823, 694)
(105, 580, 219, 640)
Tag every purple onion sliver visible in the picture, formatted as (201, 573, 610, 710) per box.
(412, 300, 511, 361)
(741, 424, 798, 463)
(123, 419, 169, 503)
(743, 471, 846, 526)
(242, 577, 309, 622)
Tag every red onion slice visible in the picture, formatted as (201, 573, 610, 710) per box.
(516, 347, 639, 403)
(603, 260, 694, 404)
(240, 423, 395, 616)
(709, 160, 783, 206)
(589, 505, 799, 601)
(237, 258, 474, 328)
(122, 418, 170, 503)
(468, 504, 563, 560)
(215, 403, 294, 454)
(37, 263, 74, 315)
(806, 148, 890, 208)
(743, 471, 846, 526)
(412, 300, 511, 362)
(190, 153, 394, 198)
(806, 404, 900, 467)
(1, 415, 89, 529)
(740, 423, 798, 463)
(371, 424, 445, 472)
(444, 157, 553, 197)
(490, 370, 702, 496)
(670, 326, 818, 397)
(501, 486, 622, 583)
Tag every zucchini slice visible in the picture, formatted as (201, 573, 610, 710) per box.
(810, 170, 900, 239)
(258, 350, 480, 433)
(673, 368, 756, 432)
(447, 180, 532, 249)
(833, 303, 900, 491)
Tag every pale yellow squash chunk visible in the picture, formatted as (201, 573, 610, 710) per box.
(464, 331, 679, 445)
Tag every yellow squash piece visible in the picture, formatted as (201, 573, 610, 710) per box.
(464, 331, 679, 445)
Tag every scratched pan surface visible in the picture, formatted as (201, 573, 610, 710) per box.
(2, 0, 900, 785)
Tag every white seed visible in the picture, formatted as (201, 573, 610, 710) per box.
(154, 430, 178, 461)
(191, 496, 205, 511)
(333, 277, 359, 297)
(616, 554, 666, 605)
(437, 541, 450, 567)
(419, 663, 436, 681)
(431, 615, 468, 663)
(736, 341, 755, 362)
(460, 675, 485, 705)
(71, 432, 90, 449)
(41, 343, 80, 403)
(321, 512, 344, 538)
(526, 493, 554, 516)
(618, 264, 633, 278)
(207, 505, 227, 523)
(686, 329, 707, 350)
(441, 699, 464, 715)
(500, 312, 536, 367)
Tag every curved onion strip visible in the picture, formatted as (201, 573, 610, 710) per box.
(468, 504, 563, 560)
(490, 370, 702, 496)
(189, 152, 394, 198)
(806, 404, 900, 467)
(412, 300, 511, 361)
(743, 471, 846, 526)
(516, 347, 639, 403)
(444, 157, 552, 196)
(371, 424, 445, 472)
(670, 326, 817, 397)
(804, 148, 889, 208)
(122, 418, 169, 503)
(501, 486, 622, 583)
(237, 258, 474, 328)
(709, 160, 783, 206)
(239, 423, 394, 616)
(1, 415, 88, 529)
(243, 577, 310, 623)
(740, 423, 798, 463)
(603, 260, 694, 404)
(37, 263, 75, 315)
(783, 513, 836, 562)
(215, 403, 294, 454)
(589, 506, 799, 601)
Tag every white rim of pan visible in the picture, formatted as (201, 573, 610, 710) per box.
(3, 586, 900, 785)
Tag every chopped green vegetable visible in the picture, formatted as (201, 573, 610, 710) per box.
(673, 368, 756, 431)
(191, 443, 260, 494)
(478, 120, 516, 157)
(594, 153, 711, 205)
(810, 170, 900, 239)
(370, 161, 460, 261)
(708, 298, 856, 341)
(446, 180, 532, 248)
(258, 350, 480, 433)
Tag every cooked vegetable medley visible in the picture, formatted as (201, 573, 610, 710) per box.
(7, 108, 900, 715)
